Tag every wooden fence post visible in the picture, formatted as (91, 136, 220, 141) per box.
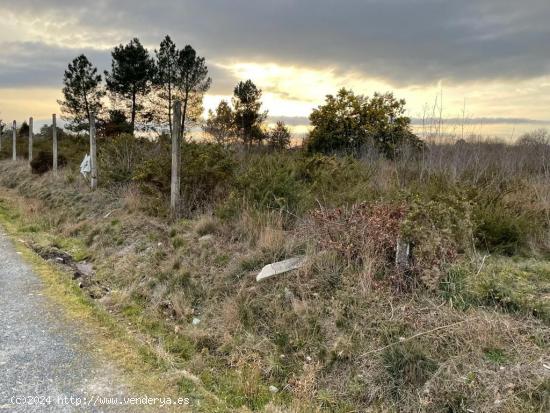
(170, 101, 182, 218)
(28, 117, 33, 162)
(52, 114, 58, 174)
(89, 113, 97, 190)
(12, 120, 16, 160)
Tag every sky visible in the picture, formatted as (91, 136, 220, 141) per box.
(1, 0, 550, 137)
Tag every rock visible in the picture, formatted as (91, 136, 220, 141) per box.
(269, 385, 279, 394)
(256, 256, 306, 282)
(75, 262, 93, 277)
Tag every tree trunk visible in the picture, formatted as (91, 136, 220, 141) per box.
(131, 89, 137, 134)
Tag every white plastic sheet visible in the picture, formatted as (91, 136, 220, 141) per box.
(80, 154, 91, 177)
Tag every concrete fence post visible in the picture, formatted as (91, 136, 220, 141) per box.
(28, 117, 33, 162)
(89, 113, 97, 190)
(170, 101, 182, 218)
(52, 114, 58, 174)
(12, 120, 16, 161)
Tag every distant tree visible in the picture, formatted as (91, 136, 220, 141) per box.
(58, 54, 104, 132)
(517, 129, 550, 145)
(233, 80, 267, 147)
(152, 35, 179, 135)
(0, 117, 5, 152)
(307, 88, 421, 158)
(105, 38, 155, 133)
(175, 45, 211, 139)
(101, 110, 133, 137)
(39, 124, 64, 139)
(19, 121, 29, 137)
(267, 121, 291, 150)
(203, 100, 235, 145)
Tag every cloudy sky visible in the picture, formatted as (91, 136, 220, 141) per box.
(1, 0, 550, 135)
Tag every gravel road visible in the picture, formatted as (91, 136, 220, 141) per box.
(0, 229, 133, 412)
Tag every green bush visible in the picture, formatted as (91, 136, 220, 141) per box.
(474, 204, 533, 255)
(98, 134, 155, 184)
(133, 142, 236, 214)
(181, 143, 236, 211)
(30, 151, 68, 174)
(401, 192, 473, 289)
(231, 152, 306, 213)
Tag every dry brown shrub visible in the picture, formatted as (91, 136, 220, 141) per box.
(309, 202, 406, 264)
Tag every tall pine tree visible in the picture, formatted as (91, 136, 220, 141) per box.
(58, 55, 104, 131)
(105, 38, 155, 133)
(153, 35, 179, 135)
(175, 45, 211, 139)
(233, 80, 267, 147)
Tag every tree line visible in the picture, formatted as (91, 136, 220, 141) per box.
(2, 35, 421, 158)
(58, 36, 291, 149)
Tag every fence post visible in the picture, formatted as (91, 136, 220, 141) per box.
(12, 120, 16, 160)
(28, 117, 33, 162)
(52, 114, 58, 174)
(89, 113, 97, 190)
(170, 101, 182, 218)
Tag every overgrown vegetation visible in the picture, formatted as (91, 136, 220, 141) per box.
(0, 132, 548, 412)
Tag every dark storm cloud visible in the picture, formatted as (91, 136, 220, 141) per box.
(0, 42, 111, 88)
(1, 0, 549, 90)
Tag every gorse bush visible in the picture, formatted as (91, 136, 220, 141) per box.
(30, 151, 68, 174)
(133, 141, 236, 214)
(98, 133, 154, 184)
(231, 152, 306, 213)
(181, 143, 236, 211)
(401, 193, 473, 289)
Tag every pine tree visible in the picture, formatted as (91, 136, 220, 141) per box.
(153, 35, 179, 135)
(175, 45, 211, 139)
(58, 55, 104, 131)
(203, 100, 235, 145)
(233, 80, 267, 147)
(105, 38, 155, 133)
(268, 121, 291, 150)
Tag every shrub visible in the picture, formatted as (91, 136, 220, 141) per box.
(474, 204, 532, 255)
(30, 151, 68, 174)
(401, 193, 473, 289)
(181, 143, 236, 211)
(306, 88, 423, 158)
(231, 153, 306, 213)
(133, 142, 236, 214)
(98, 134, 154, 184)
(309, 202, 406, 265)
